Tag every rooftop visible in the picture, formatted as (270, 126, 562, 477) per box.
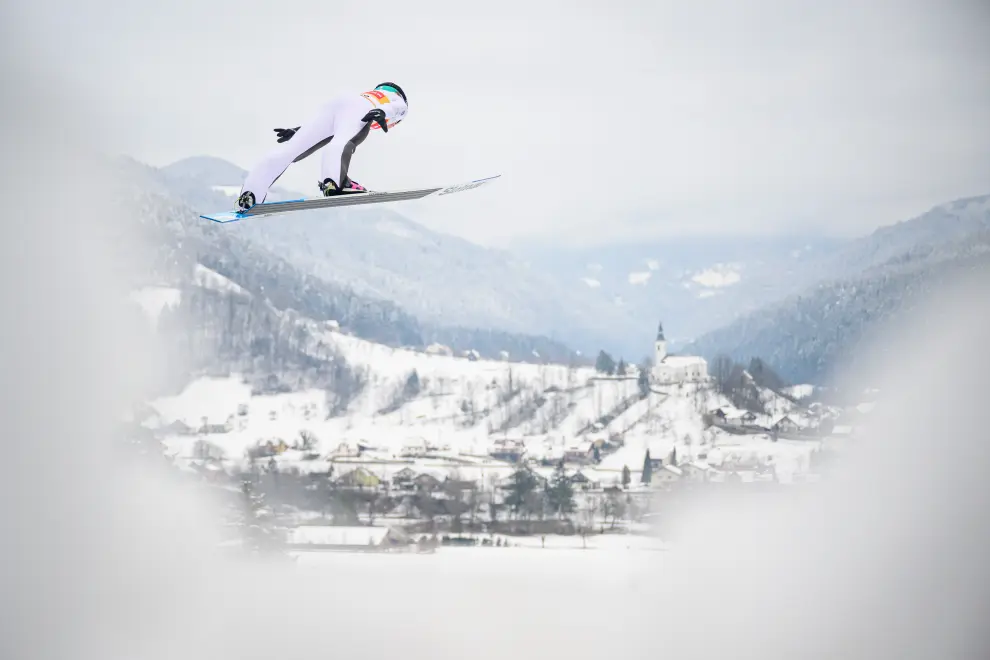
(659, 355, 707, 367)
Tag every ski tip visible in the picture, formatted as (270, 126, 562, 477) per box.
(435, 175, 501, 197)
(200, 196, 308, 223)
(200, 211, 246, 223)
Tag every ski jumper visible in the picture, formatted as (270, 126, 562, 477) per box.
(239, 88, 408, 204)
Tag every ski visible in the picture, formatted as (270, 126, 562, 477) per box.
(200, 175, 500, 223)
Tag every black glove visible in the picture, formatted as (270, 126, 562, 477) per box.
(362, 109, 388, 133)
(274, 126, 300, 143)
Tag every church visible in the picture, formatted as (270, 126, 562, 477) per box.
(651, 322, 709, 384)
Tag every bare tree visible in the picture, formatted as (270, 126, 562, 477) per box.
(297, 429, 318, 452)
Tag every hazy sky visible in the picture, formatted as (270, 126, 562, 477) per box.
(12, 0, 990, 246)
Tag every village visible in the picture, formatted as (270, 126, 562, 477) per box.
(135, 320, 875, 557)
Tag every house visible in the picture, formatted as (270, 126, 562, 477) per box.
(569, 470, 599, 491)
(564, 440, 596, 464)
(413, 472, 442, 492)
(772, 415, 800, 433)
(647, 464, 683, 488)
(679, 461, 718, 482)
(336, 467, 382, 489)
(330, 442, 361, 459)
(259, 438, 289, 455)
(160, 419, 194, 436)
(772, 414, 817, 436)
(489, 438, 525, 463)
(535, 441, 566, 466)
(660, 464, 683, 482)
(712, 407, 754, 426)
(400, 440, 428, 458)
(286, 525, 412, 551)
(244, 438, 288, 460)
(489, 447, 524, 463)
(198, 414, 233, 434)
(392, 466, 417, 489)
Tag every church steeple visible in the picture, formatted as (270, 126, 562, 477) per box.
(654, 321, 667, 364)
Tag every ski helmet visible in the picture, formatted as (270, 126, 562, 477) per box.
(375, 82, 406, 104)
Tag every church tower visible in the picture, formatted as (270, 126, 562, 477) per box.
(655, 321, 667, 364)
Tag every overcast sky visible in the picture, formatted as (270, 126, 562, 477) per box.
(10, 0, 990, 246)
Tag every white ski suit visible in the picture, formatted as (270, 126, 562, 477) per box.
(239, 87, 408, 203)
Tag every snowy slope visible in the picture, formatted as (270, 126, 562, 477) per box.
(112, 155, 583, 365)
(148, 315, 815, 485)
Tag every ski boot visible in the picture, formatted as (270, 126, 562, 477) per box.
(236, 191, 256, 212)
(319, 178, 367, 197)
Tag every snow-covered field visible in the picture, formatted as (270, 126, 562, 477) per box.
(291, 537, 665, 580)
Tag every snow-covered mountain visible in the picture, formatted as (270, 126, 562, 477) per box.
(138, 155, 987, 378)
(514, 234, 847, 349)
(110, 155, 583, 373)
(158, 156, 847, 359)
(686, 195, 990, 383)
(160, 156, 643, 358)
(518, 193, 990, 358)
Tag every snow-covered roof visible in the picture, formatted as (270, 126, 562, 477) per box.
(784, 384, 816, 400)
(414, 467, 449, 481)
(193, 264, 248, 296)
(533, 444, 565, 460)
(773, 414, 813, 429)
(576, 467, 609, 483)
(659, 355, 707, 367)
